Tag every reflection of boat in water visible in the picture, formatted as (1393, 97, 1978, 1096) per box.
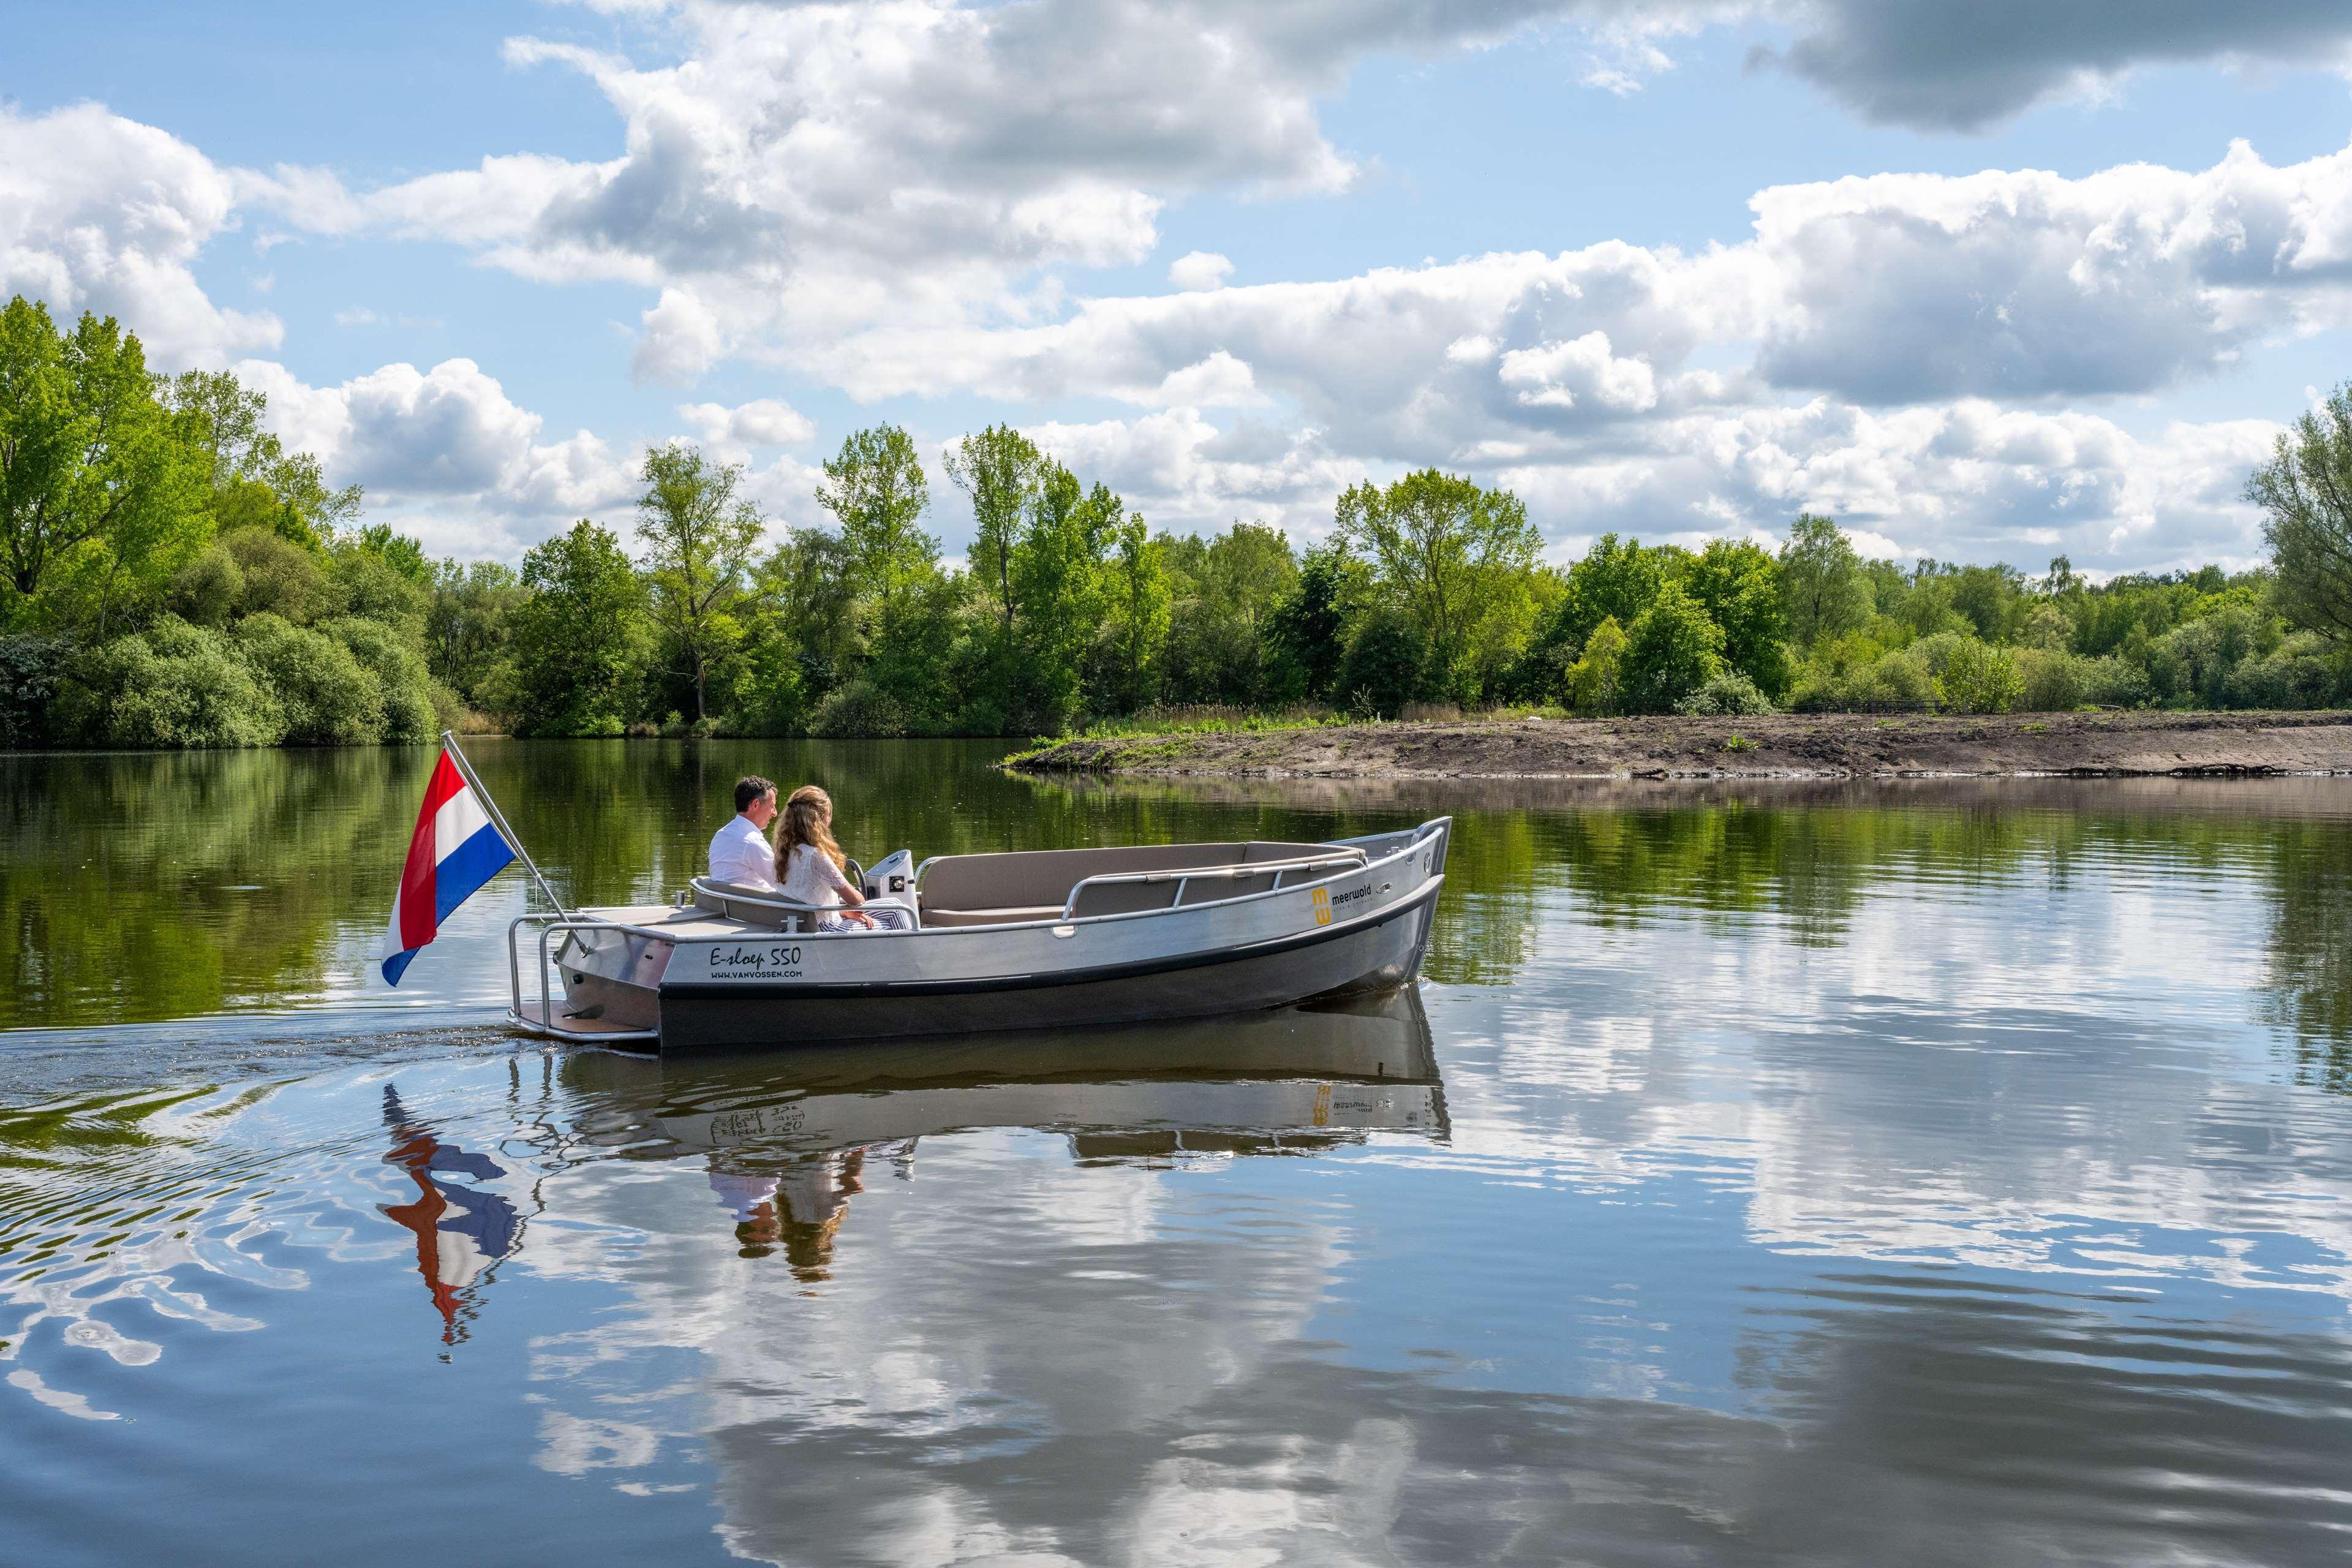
(511, 819, 1452, 1050)
(564, 989, 1447, 1166)
(553, 992, 1445, 1273)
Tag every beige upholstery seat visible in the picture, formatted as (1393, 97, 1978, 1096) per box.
(918, 842, 1363, 927)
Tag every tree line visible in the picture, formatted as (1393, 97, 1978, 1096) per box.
(8, 293, 2352, 748)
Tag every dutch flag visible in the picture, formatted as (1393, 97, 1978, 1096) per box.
(379, 747, 518, 986)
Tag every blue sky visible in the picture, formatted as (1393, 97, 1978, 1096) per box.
(8, 1, 2352, 573)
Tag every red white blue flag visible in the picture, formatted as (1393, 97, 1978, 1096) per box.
(379, 748, 516, 986)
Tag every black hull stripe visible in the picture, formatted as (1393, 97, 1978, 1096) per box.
(658, 878, 1443, 1002)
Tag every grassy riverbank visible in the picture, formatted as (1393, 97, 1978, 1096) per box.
(1007, 709, 2352, 780)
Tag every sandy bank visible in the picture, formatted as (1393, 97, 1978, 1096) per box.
(1009, 710, 2352, 780)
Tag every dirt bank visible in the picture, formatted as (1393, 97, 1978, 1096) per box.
(1009, 710, 2352, 780)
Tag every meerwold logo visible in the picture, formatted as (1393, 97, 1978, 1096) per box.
(1311, 888, 1332, 925)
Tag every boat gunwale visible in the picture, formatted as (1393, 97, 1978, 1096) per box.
(653, 875, 1445, 1000)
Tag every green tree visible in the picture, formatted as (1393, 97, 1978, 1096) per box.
(636, 442, 764, 722)
(1159, 521, 1298, 703)
(761, 527, 859, 699)
(2250, 381, 2352, 646)
(1335, 605, 1429, 717)
(1564, 615, 1627, 715)
(1009, 464, 1114, 727)
(0, 299, 209, 634)
(1682, 538, 1791, 700)
(1950, 562, 2025, 641)
(1103, 511, 1170, 712)
(863, 570, 970, 731)
(945, 424, 1042, 633)
(1555, 533, 1667, 647)
(426, 559, 521, 700)
(729, 594, 808, 737)
(816, 423, 937, 614)
(164, 368, 361, 546)
(1263, 541, 1364, 702)
(1777, 513, 1873, 650)
(1620, 579, 1725, 713)
(510, 521, 643, 736)
(1336, 469, 1540, 701)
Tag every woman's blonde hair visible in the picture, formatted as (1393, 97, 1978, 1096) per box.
(775, 785, 846, 875)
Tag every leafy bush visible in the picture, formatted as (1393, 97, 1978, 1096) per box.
(235, 613, 384, 744)
(60, 618, 284, 748)
(1864, 651, 1935, 711)
(2144, 606, 2275, 706)
(1335, 607, 1430, 718)
(811, 678, 908, 738)
(219, 528, 334, 624)
(429, 682, 483, 734)
(330, 546, 429, 633)
(2014, 647, 2158, 712)
(1788, 647, 1934, 712)
(168, 545, 244, 627)
(320, 616, 436, 742)
(2080, 654, 2152, 709)
(0, 634, 70, 745)
(2224, 635, 2344, 709)
(1675, 669, 1776, 716)
(2013, 648, 2086, 713)
(1932, 636, 2022, 714)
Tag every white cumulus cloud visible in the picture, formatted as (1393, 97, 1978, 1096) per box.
(679, 398, 818, 452)
(0, 104, 281, 368)
(1169, 251, 1235, 291)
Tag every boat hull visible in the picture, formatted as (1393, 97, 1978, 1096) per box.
(655, 880, 1438, 1049)
(522, 818, 1451, 1052)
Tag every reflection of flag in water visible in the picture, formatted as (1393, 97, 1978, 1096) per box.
(381, 1085, 522, 1341)
(378, 747, 516, 986)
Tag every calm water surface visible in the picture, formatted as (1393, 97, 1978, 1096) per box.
(6, 742, 2352, 1564)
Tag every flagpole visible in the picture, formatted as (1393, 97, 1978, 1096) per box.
(439, 730, 569, 918)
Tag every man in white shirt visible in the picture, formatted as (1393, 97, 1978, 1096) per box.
(709, 775, 780, 889)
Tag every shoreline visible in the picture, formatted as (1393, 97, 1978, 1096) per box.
(1006, 710, 2352, 781)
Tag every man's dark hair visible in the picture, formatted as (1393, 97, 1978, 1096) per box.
(735, 775, 777, 814)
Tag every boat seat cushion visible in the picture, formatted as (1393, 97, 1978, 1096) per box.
(920, 841, 1362, 918)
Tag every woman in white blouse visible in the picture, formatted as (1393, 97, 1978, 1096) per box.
(774, 785, 909, 932)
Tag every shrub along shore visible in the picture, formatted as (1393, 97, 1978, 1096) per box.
(10, 290, 2352, 752)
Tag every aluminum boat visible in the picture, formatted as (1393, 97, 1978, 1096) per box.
(509, 816, 1451, 1050)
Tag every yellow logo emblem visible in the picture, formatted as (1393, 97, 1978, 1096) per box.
(1311, 887, 1332, 925)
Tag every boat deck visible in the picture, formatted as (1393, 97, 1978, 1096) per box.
(513, 999, 659, 1046)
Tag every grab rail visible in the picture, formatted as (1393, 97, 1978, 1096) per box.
(1058, 850, 1370, 921)
(505, 911, 679, 1042)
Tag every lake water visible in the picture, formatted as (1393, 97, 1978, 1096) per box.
(6, 741, 2352, 1565)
